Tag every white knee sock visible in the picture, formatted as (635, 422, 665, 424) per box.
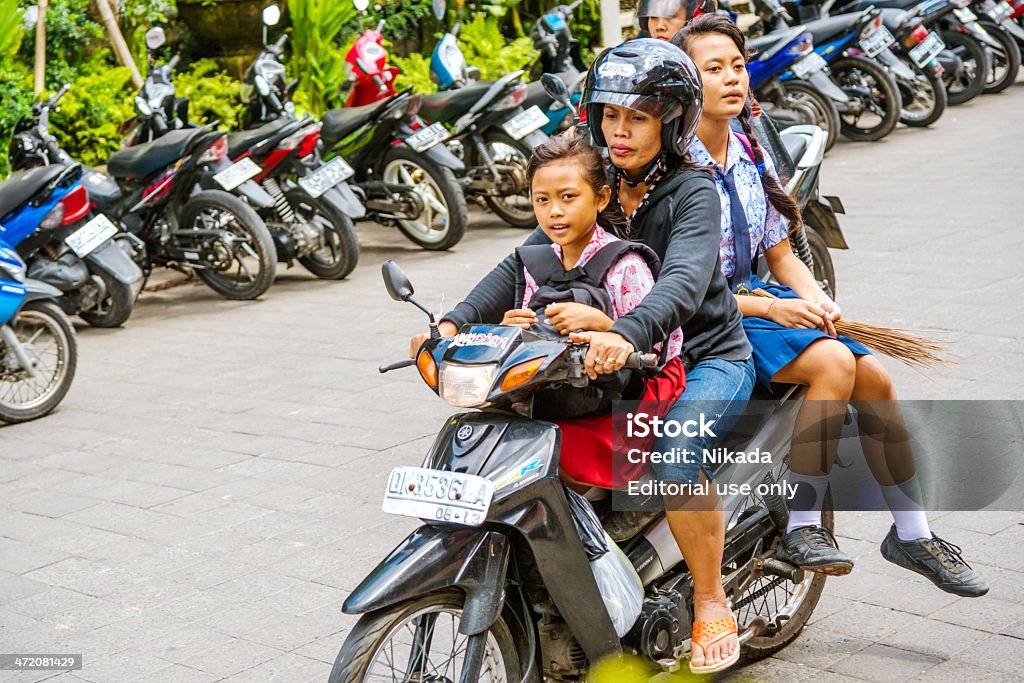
(880, 475, 932, 541)
(785, 472, 830, 534)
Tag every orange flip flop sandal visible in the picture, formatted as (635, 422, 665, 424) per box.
(689, 615, 740, 675)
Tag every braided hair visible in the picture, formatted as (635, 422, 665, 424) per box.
(674, 14, 805, 234)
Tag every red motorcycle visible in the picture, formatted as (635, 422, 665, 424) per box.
(343, 21, 400, 107)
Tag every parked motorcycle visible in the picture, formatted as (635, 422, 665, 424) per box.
(523, 0, 588, 136)
(334, 17, 469, 250)
(226, 7, 362, 280)
(328, 260, 829, 681)
(877, 6, 949, 127)
(422, 4, 551, 229)
(967, 0, 1023, 91)
(747, 26, 843, 150)
(7, 93, 144, 327)
(758, 0, 905, 141)
(0, 233, 77, 424)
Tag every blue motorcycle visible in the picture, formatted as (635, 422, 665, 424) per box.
(748, 26, 844, 150)
(0, 233, 77, 423)
(522, 1, 587, 136)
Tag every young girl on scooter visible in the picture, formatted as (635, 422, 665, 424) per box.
(676, 13, 987, 597)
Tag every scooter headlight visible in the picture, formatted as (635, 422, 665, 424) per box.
(439, 362, 497, 407)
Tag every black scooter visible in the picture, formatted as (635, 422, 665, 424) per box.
(328, 261, 829, 682)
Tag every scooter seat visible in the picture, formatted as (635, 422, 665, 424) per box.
(321, 98, 397, 147)
(801, 13, 866, 46)
(781, 133, 810, 165)
(0, 165, 66, 219)
(227, 119, 292, 159)
(835, 0, 919, 14)
(107, 128, 207, 179)
(419, 82, 495, 124)
(749, 27, 806, 60)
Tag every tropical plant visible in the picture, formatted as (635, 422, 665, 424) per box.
(49, 64, 136, 167)
(174, 58, 244, 130)
(16, 0, 104, 90)
(457, 13, 537, 81)
(0, 0, 24, 59)
(392, 52, 435, 94)
(288, 0, 356, 114)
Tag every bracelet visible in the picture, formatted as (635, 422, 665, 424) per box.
(765, 299, 777, 317)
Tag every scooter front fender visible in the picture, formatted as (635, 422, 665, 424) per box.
(804, 196, 849, 249)
(343, 525, 510, 637)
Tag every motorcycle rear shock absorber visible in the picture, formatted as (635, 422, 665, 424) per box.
(263, 176, 296, 224)
(789, 228, 816, 276)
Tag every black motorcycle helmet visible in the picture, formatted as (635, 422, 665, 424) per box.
(637, 0, 718, 33)
(582, 38, 703, 157)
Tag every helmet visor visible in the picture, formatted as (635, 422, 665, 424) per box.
(637, 0, 687, 19)
(583, 89, 683, 123)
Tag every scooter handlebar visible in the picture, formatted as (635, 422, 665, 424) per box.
(168, 54, 181, 71)
(274, 33, 288, 49)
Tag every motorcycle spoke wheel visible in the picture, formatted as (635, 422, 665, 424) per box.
(481, 135, 535, 228)
(384, 159, 451, 243)
(0, 302, 76, 423)
(196, 208, 261, 290)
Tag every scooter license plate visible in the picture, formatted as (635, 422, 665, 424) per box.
(407, 123, 449, 153)
(910, 32, 945, 67)
(298, 157, 355, 198)
(860, 26, 896, 57)
(502, 105, 548, 140)
(382, 466, 494, 526)
(213, 157, 262, 191)
(65, 213, 119, 258)
(791, 52, 828, 79)
(953, 7, 979, 21)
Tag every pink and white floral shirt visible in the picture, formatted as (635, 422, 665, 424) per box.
(520, 225, 684, 360)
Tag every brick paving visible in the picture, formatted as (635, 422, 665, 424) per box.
(1, 78, 1022, 682)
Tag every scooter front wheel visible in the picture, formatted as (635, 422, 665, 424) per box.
(382, 146, 468, 251)
(329, 591, 523, 683)
(0, 301, 77, 423)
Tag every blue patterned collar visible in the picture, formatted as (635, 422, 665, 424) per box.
(690, 132, 756, 176)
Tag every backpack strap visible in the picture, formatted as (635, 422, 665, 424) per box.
(581, 240, 662, 285)
(735, 132, 766, 177)
(515, 245, 567, 306)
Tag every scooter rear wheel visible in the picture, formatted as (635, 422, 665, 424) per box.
(979, 21, 1022, 94)
(480, 132, 537, 229)
(941, 30, 988, 105)
(781, 81, 841, 152)
(897, 58, 948, 128)
(329, 591, 523, 683)
(382, 146, 468, 251)
(830, 55, 902, 142)
(79, 271, 135, 328)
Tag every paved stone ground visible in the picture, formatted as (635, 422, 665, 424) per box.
(1, 77, 1023, 683)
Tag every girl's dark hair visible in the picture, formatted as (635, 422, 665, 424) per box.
(527, 132, 624, 232)
(674, 14, 805, 233)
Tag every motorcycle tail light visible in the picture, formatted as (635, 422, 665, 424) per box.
(197, 136, 228, 164)
(59, 184, 90, 225)
(905, 24, 929, 45)
(862, 14, 883, 37)
(297, 129, 320, 158)
(495, 84, 528, 111)
(787, 34, 814, 57)
(39, 202, 65, 230)
(417, 348, 439, 390)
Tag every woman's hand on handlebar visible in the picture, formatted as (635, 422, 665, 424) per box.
(409, 321, 458, 358)
(567, 331, 635, 380)
(545, 302, 613, 335)
(501, 309, 537, 330)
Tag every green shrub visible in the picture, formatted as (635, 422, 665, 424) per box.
(457, 14, 538, 81)
(49, 65, 136, 167)
(392, 52, 435, 95)
(16, 0, 104, 91)
(0, 62, 33, 178)
(1, 0, 24, 59)
(174, 58, 243, 131)
(288, 0, 356, 114)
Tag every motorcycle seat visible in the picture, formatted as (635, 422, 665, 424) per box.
(781, 133, 810, 165)
(801, 13, 867, 45)
(0, 165, 66, 219)
(419, 82, 496, 124)
(321, 98, 395, 147)
(749, 27, 807, 60)
(227, 119, 292, 159)
(836, 0, 919, 14)
(107, 128, 207, 179)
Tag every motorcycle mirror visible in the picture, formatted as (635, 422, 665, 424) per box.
(432, 0, 445, 20)
(262, 4, 281, 26)
(382, 260, 415, 302)
(466, 65, 481, 81)
(353, 0, 369, 11)
(541, 73, 572, 108)
(134, 95, 153, 118)
(145, 27, 166, 50)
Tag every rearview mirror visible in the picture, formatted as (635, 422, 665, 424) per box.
(262, 4, 281, 26)
(382, 260, 414, 302)
(541, 73, 571, 108)
(353, 0, 369, 11)
(145, 27, 166, 50)
(432, 0, 445, 20)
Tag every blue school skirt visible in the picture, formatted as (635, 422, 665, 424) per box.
(743, 276, 871, 389)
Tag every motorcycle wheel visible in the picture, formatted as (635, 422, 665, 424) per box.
(781, 81, 841, 152)
(79, 271, 135, 328)
(181, 190, 277, 300)
(382, 146, 468, 251)
(830, 55, 902, 142)
(286, 188, 360, 280)
(897, 58, 948, 127)
(480, 131, 537, 229)
(0, 301, 77, 424)
(941, 30, 988, 104)
(979, 21, 1022, 93)
(329, 591, 522, 683)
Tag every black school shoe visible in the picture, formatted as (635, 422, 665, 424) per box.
(879, 525, 989, 597)
(775, 526, 855, 575)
